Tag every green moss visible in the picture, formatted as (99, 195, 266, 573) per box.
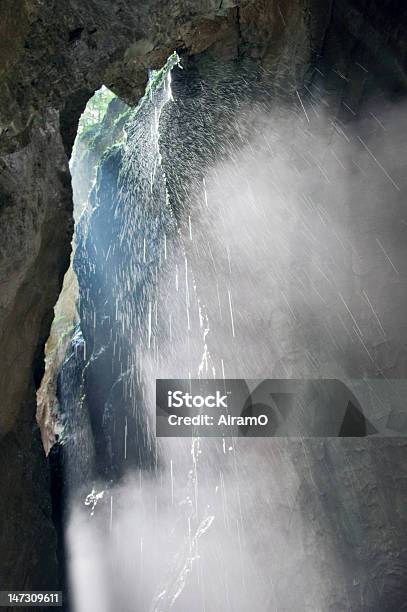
(73, 52, 179, 183)
(77, 86, 116, 135)
(131, 51, 180, 118)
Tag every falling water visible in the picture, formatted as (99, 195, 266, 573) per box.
(65, 53, 407, 611)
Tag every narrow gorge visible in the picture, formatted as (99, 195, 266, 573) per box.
(1, 1, 407, 610)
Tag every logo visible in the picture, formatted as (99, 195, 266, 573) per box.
(155, 378, 401, 438)
(167, 390, 228, 409)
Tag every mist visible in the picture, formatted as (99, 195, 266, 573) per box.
(67, 70, 407, 611)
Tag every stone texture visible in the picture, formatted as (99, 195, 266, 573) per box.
(0, 0, 324, 154)
(0, 110, 72, 592)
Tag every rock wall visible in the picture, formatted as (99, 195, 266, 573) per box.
(0, 0, 325, 154)
(0, 110, 72, 591)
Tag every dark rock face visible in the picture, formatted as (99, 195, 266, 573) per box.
(0, 0, 326, 154)
(0, 411, 58, 592)
(0, 110, 72, 592)
(0, 0, 406, 601)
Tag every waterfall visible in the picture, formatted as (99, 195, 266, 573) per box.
(60, 52, 407, 611)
